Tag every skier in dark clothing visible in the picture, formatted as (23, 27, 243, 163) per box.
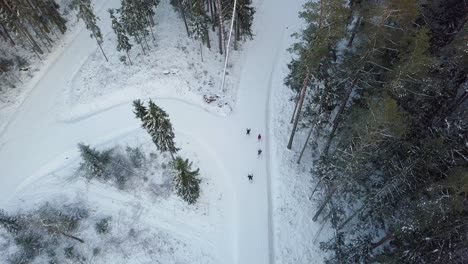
(248, 174, 253, 182)
(246, 128, 251, 135)
(258, 134, 262, 141)
(258, 149, 262, 155)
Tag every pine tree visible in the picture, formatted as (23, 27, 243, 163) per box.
(133, 100, 179, 159)
(173, 157, 201, 204)
(109, 9, 133, 64)
(141, 0, 158, 41)
(216, 0, 225, 54)
(77, 143, 111, 181)
(288, 0, 468, 262)
(72, 0, 108, 61)
(287, 0, 350, 150)
(120, 0, 151, 54)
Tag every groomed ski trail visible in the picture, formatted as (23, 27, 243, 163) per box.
(0, 0, 302, 263)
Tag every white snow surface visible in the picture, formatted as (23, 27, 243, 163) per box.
(0, 0, 325, 263)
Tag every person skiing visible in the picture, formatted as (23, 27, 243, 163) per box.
(258, 149, 262, 155)
(246, 128, 251, 135)
(258, 134, 262, 141)
(248, 174, 253, 182)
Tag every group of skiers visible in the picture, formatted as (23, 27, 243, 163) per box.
(246, 128, 262, 183)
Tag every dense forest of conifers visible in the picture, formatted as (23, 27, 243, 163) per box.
(0, 0, 254, 87)
(286, 0, 467, 263)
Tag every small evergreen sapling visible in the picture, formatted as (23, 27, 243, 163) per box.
(173, 157, 201, 204)
(95, 217, 111, 234)
(0, 209, 22, 234)
(78, 143, 111, 181)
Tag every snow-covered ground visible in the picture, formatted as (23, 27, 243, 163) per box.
(0, 0, 326, 263)
(265, 0, 332, 263)
(0, 0, 104, 135)
(60, 0, 241, 121)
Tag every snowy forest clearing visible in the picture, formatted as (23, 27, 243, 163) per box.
(1, 131, 234, 263)
(0, 0, 322, 263)
(61, 0, 240, 121)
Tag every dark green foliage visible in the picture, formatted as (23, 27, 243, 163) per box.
(71, 0, 107, 60)
(0, 0, 67, 53)
(0, 210, 23, 234)
(287, 0, 468, 262)
(78, 143, 112, 181)
(0, 1, 67, 91)
(119, 0, 151, 51)
(109, 8, 132, 62)
(72, 0, 102, 43)
(173, 157, 201, 204)
(77, 143, 151, 190)
(133, 99, 148, 121)
(133, 100, 179, 158)
(94, 217, 111, 234)
(235, 0, 255, 39)
(172, 0, 255, 51)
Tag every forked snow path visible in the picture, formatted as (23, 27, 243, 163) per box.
(0, 0, 300, 263)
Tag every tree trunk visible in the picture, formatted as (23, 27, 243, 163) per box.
(297, 122, 316, 164)
(148, 15, 156, 41)
(236, 13, 241, 41)
(17, 21, 44, 54)
(205, 24, 211, 49)
(216, 0, 225, 54)
(136, 36, 146, 55)
(0, 22, 15, 45)
(211, 0, 216, 32)
(287, 71, 311, 149)
(323, 72, 361, 156)
(371, 232, 393, 250)
(143, 33, 150, 49)
(347, 16, 361, 48)
(177, 0, 190, 37)
(290, 93, 300, 124)
(220, 0, 237, 92)
(234, 13, 238, 50)
(312, 185, 336, 222)
(200, 42, 204, 62)
(199, 2, 211, 49)
(59, 231, 85, 243)
(126, 51, 132, 65)
(97, 41, 108, 62)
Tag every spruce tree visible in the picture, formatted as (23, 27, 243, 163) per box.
(173, 157, 201, 204)
(109, 9, 132, 64)
(141, 0, 158, 40)
(72, 0, 108, 61)
(77, 143, 111, 181)
(286, 0, 468, 262)
(133, 100, 179, 159)
(190, 13, 208, 61)
(120, 0, 150, 54)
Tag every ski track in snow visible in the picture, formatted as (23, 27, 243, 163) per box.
(0, 0, 306, 263)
